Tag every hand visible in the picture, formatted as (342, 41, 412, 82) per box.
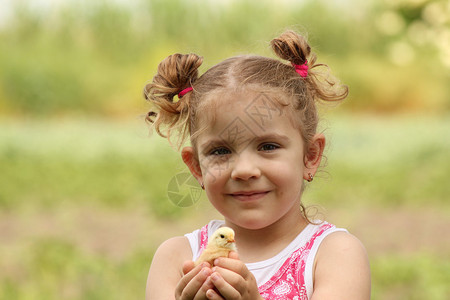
(205, 252, 264, 300)
(175, 261, 215, 300)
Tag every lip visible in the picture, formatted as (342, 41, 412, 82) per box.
(229, 191, 269, 201)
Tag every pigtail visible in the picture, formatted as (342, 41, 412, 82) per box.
(271, 30, 311, 65)
(271, 30, 348, 224)
(270, 30, 348, 103)
(143, 53, 203, 147)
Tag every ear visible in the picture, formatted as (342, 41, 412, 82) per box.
(303, 133, 325, 180)
(181, 146, 203, 183)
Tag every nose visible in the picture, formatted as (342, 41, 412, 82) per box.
(230, 152, 261, 181)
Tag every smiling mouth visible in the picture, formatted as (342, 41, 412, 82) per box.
(229, 191, 269, 201)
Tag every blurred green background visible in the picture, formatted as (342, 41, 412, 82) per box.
(0, 0, 449, 299)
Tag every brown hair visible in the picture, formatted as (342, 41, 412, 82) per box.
(143, 30, 348, 222)
(144, 30, 347, 149)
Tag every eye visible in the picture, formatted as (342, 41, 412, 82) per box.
(259, 143, 279, 152)
(220, 234, 225, 238)
(210, 147, 231, 156)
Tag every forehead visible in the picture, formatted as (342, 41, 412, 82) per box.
(195, 89, 301, 145)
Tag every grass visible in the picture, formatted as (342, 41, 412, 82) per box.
(2, 238, 150, 300)
(1, 114, 448, 212)
(0, 117, 186, 216)
(306, 113, 450, 209)
(1, 1, 449, 297)
(371, 253, 450, 300)
(0, 115, 449, 299)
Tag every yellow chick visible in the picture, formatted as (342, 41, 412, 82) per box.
(195, 227, 237, 266)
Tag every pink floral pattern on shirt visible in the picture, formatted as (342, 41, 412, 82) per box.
(199, 223, 334, 300)
(198, 224, 209, 256)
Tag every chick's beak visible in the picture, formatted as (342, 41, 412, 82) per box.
(228, 238, 235, 243)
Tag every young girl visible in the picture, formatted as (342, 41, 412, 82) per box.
(144, 30, 371, 300)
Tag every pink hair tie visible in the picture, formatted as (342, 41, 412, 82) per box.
(178, 87, 193, 98)
(292, 60, 308, 78)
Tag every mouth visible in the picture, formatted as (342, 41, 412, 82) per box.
(229, 191, 269, 201)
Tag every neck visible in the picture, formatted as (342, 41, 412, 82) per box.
(224, 209, 308, 263)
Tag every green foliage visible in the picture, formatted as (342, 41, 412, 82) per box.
(0, 0, 448, 116)
(0, 0, 449, 298)
(306, 114, 450, 208)
(1, 116, 448, 215)
(1, 238, 150, 299)
(371, 253, 450, 300)
(0, 116, 448, 299)
(0, 119, 184, 216)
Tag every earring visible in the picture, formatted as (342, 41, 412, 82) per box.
(201, 182, 205, 190)
(306, 173, 314, 182)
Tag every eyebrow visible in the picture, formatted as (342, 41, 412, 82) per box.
(253, 133, 290, 144)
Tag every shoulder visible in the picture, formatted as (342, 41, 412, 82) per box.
(149, 236, 192, 272)
(146, 236, 192, 299)
(311, 231, 371, 300)
(154, 235, 192, 262)
(316, 231, 368, 264)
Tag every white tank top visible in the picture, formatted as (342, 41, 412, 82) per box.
(184, 220, 347, 298)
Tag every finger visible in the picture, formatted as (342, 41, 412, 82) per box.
(228, 251, 239, 260)
(194, 276, 216, 300)
(212, 266, 246, 291)
(205, 287, 224, 300)
(214, 257, 249, 279)
(183, 260, 196, 275)
(175, 263, 211, 299)
(210, 272, 240, 299)
(177, 262, 206, 290)
(213, 265, 261, 299)
(181, 267, 212, 299)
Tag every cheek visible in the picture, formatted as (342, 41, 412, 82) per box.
(268, 162, 304, 192)
(199, 156, 232, 180)
(269, 159, 303, 179)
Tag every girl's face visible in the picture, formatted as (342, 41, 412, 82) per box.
(182, 90, 324, 230)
